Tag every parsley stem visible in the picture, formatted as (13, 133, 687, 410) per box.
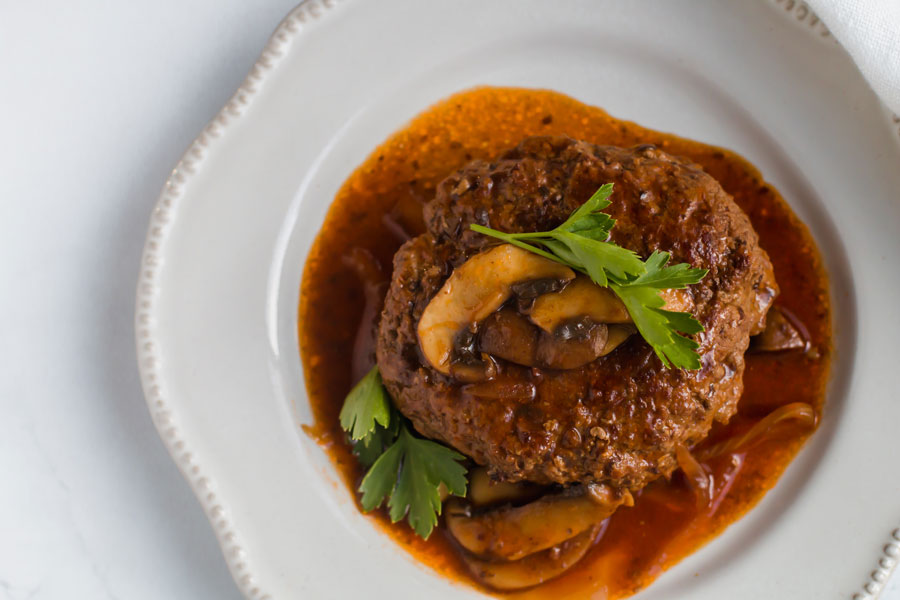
(469, 225, 572, 266)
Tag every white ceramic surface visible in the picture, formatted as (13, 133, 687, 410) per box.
(136, 1, 900, 599)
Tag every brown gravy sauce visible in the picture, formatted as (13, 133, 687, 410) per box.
(298, 87, 832, 598)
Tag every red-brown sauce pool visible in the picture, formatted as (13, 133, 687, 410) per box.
(298, 87, 832, 598)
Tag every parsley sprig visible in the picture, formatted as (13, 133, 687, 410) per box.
(339, 366, 467, 539)
(471, 183, 708, 369)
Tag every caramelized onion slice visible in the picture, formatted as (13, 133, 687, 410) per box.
(417, 244, 574, 375)
(342, 248, 388, 382)
(698, 402, 816, 461)
(446, 485, 630, 561)
(461, 527, 598, 591)
(675, 444, 713, 508)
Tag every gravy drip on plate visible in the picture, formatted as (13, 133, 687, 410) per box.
(299, 87, 832, 598)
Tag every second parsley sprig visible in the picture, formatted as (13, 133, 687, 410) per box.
(471, 183, 708, 369)
(339, 366, 467, 539)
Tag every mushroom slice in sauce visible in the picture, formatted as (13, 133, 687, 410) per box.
(601, 324, 637, 356)
(528, 275, 693, 332)
(460, 526, 599, 591)
(477, 309, 610, 370)
(417, 244, 574, 375)
(445, 484, 631, 561)
(529, 276, 630, 331)
(467, 467, 545, 508)
(751, 306, 807, 352)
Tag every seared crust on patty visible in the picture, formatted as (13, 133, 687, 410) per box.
(377, 136, 776, 488)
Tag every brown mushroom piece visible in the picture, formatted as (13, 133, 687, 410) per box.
(467, 466, 545, 508)
(528, 275, 693, 332)
(751, 306, 807, 352)
(445, 484, 632, 561)
(603, 324, 637, 356)
(477, 309, 610, 370)
(460, 526, 599, 592)
(529, 276, 629, 329)
(417, 244, 574, 375)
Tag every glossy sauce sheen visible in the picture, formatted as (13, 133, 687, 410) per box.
(299, 87, 832, 598)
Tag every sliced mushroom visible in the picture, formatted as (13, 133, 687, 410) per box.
(530, 276, 630, 331)
(449, 353, 499, 383)
(460, 526, 598, 591)
(510, 277, 567, 299)
(477, 309, 610, 370)
(529, 275, 693, 333)
(600, 324, 637, 356)
(467, 467, 545, 508)
(445, 484, 631, 561)
(536, 320, 609, 370)
(751, 306, 807, 352)
(417, 244, 575, 375)
(477, 309, 540, 367)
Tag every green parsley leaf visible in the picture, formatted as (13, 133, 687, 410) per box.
(562, 213, 616, 240)
(359, 424, 467, 539)
(339, 366, 391, 441)
(557, 183, 615, 234)
(358, 436, 404, 511)
(351, 415, 400, 468)
(339, 366, 468, 539)
(622, 250, 708, 289)
(611, 250, 706, 368)
(470, 184, 708, 370)
(611, 283, 704, 369)
(553, 231, 645, 286)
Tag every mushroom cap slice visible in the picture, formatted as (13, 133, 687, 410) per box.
(534, 319, 609, 370)
(478, 309, 610, 370)
(417, 244, 574, 374)
(460, 526, 598, 591)
(600, 324, 637, 356)
(530, 276, 630, 332)
(467, 466, 544, 508)
(445, 485, 631, 561)
(751, 306, 807, 352)
(529, 275, 693, 333)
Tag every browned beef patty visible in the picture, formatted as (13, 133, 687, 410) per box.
(376, 136, 776, 488)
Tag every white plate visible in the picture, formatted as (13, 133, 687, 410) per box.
(135, 1, 900, 598)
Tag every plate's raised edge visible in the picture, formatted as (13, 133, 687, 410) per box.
(767, 6, 900, 591)
(133, 1, 900, 599)
(768, 0, 833, 40)
(853, 529, 900, 600)
(134, 2, 340, 599)
(768, 0, 900, 148)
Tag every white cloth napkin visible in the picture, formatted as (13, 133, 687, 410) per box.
(805, 0, 900, 114)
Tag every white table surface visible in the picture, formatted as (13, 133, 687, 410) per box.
(0, 2, 896, 599)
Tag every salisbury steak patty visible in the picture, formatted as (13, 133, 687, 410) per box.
(376, 136, 776, 488)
